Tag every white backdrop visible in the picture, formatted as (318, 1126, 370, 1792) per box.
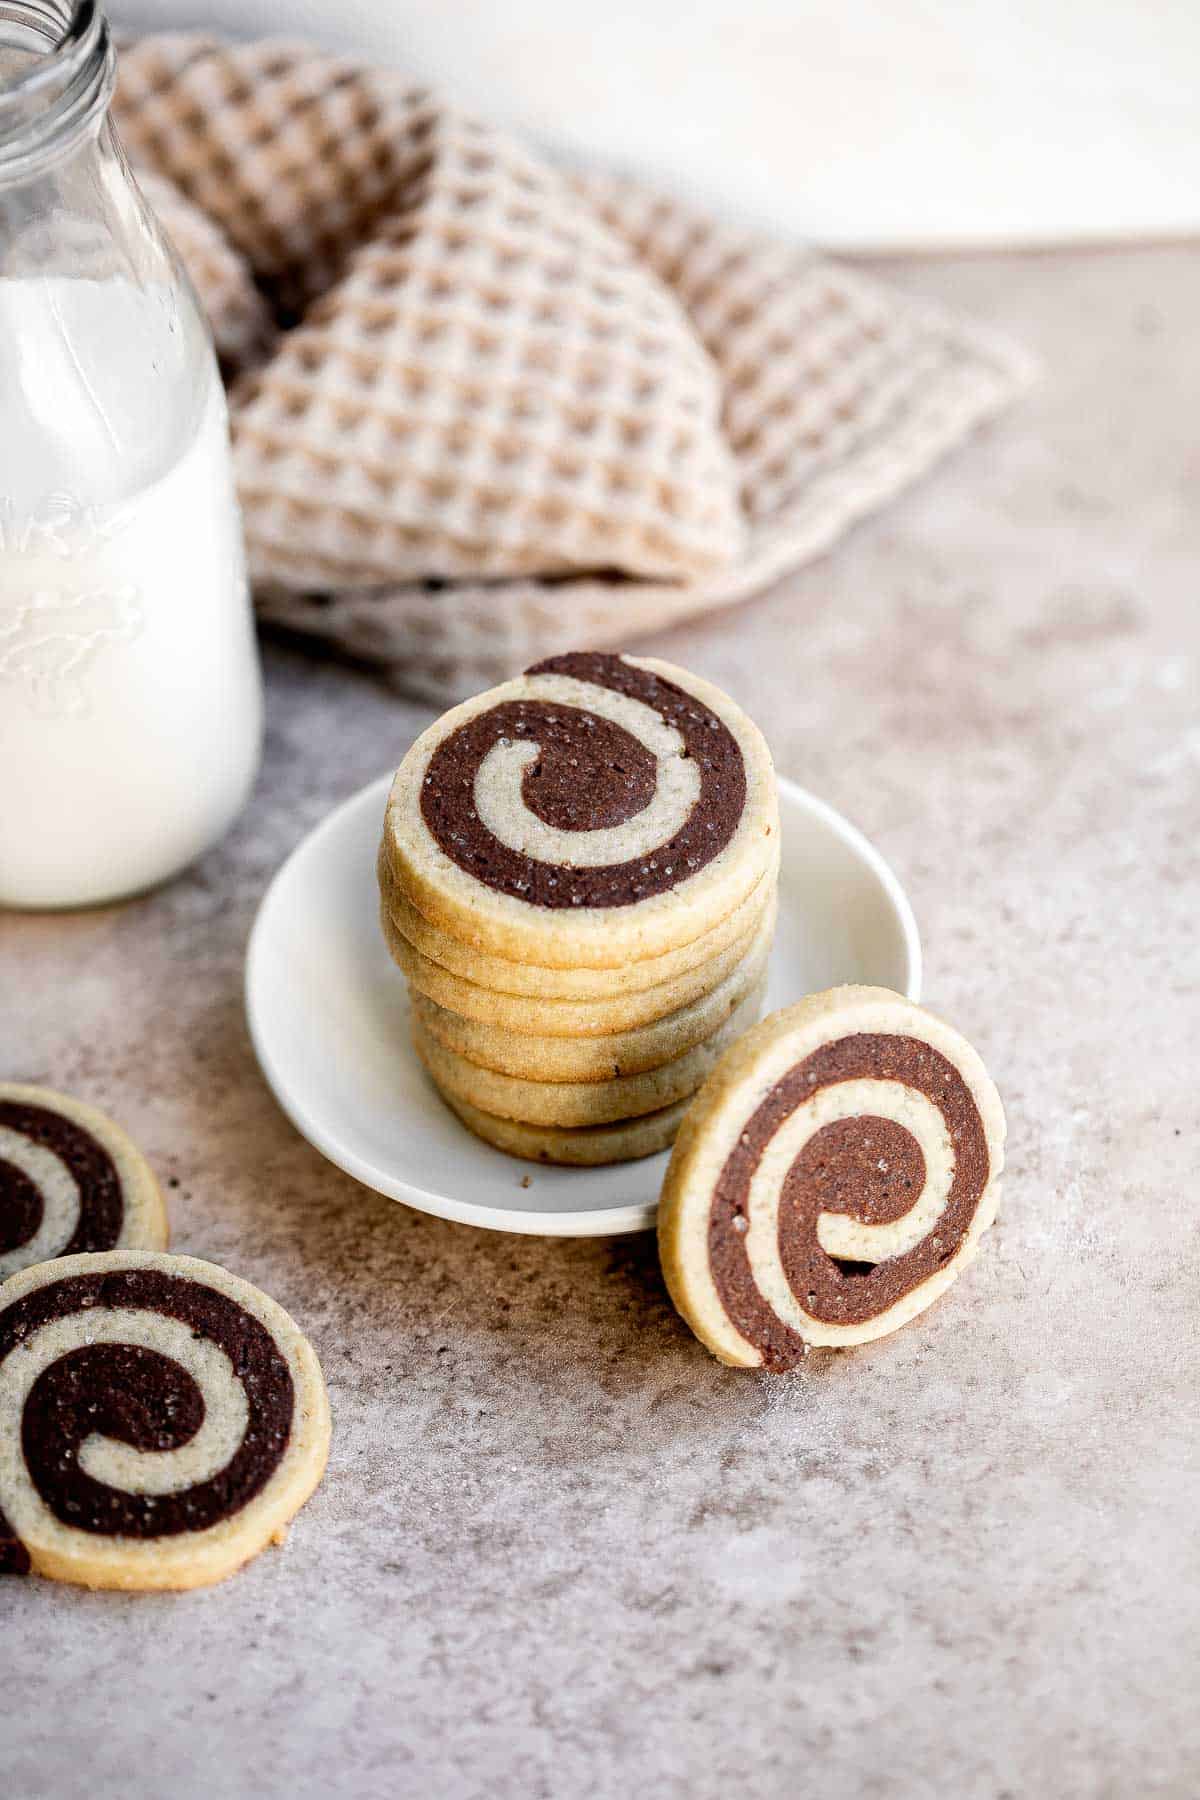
(113, 0, 1200, 251)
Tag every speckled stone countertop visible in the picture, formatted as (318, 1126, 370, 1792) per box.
(6, 247, 1199, 1800)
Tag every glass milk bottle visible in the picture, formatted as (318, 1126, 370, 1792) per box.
(0, 0, 262, 908)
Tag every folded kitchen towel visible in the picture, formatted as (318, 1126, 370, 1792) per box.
(117, 35, 1033, 704)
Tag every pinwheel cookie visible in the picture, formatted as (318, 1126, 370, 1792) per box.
(413, 980, 765, 1128)
(0, 1251, 330, 1589)
(409, 909, 772, 1083)
(378, 840, 777, 1003)
(382, 651, 778, 968)
(658, 988, 1006, 1365)
(439, 1091, 696, 1168)
(382, 896, 771, 1038)
(0, 1086, 167, 1282)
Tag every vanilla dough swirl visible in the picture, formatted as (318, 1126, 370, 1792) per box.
(419, 652, 747, 908)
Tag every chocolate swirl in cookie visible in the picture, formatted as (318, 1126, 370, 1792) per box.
(0, 1266, 294, 1574)
(0, 1099, 124, 1276)
(708, 1034, 991, 1369)
(420, 652, 746, 908)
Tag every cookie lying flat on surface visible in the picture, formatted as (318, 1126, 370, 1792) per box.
(382, 887, 773, 1037)
(0, 1086, 167, 1281)
(658, 987, 1006, 1366)
(410, 903, 774, 1082)
(413, 979, 765, 1127)
(383, 651, 778, 968)
(378, 843, 777, 1002)
(438, 1089, 695, 1167)
(0, 1251, 330, 1589)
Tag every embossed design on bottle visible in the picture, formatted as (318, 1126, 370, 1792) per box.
(0, 494, 143, 719)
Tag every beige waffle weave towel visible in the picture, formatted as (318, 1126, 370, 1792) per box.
(116, 36, 1032, 705)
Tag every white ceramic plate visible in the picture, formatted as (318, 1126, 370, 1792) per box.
(245, 774, 921, 1236)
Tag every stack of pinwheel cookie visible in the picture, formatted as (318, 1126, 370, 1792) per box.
(377, 652, 780, 1165)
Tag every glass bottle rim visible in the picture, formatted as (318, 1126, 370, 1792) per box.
(0, 0, 114, 182)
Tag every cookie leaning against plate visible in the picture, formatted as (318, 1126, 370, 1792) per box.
(383, 651, 778, 968)
(0, 1251, 330, 1589)
(0, 1085, 168, 1281)
(658, 987, 1006, 1366)
(378, 842, 778, 1001)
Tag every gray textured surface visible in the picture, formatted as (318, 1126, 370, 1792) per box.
(4, 246, 1199, 1799)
